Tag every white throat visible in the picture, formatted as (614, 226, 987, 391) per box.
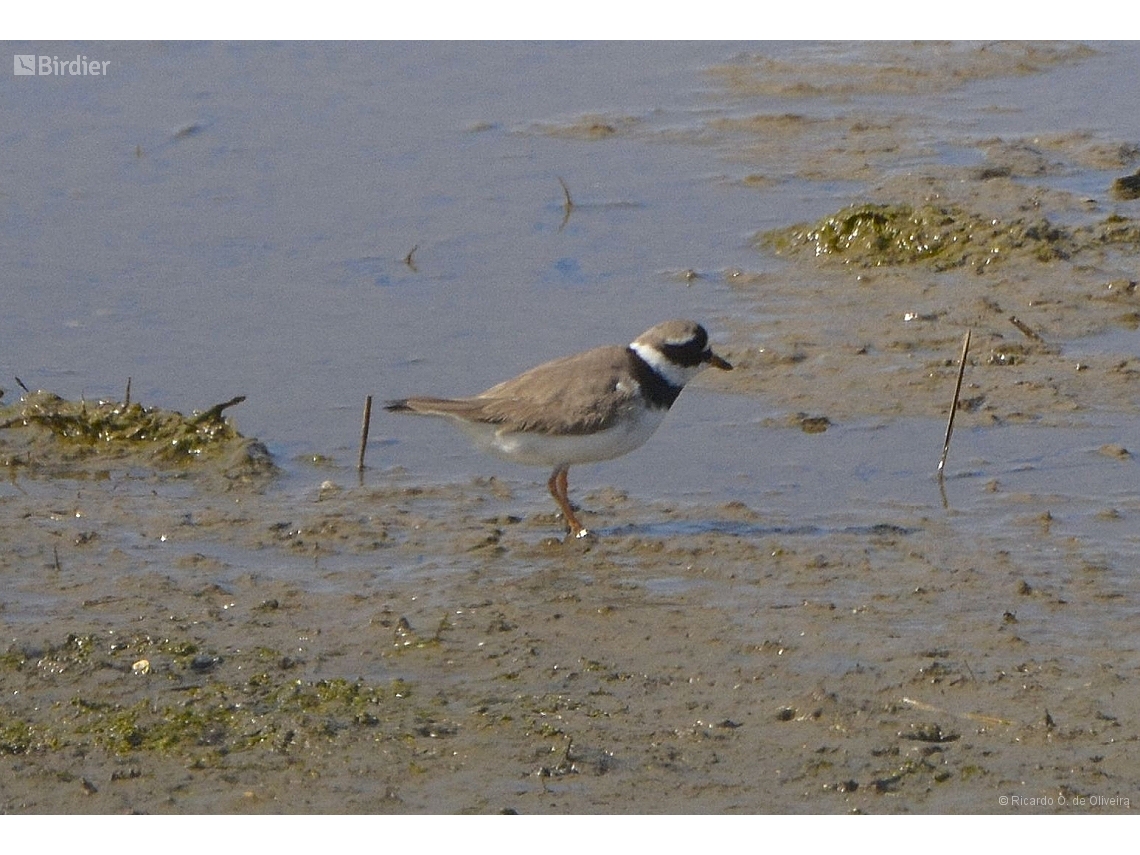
(629, 341, 702, 388)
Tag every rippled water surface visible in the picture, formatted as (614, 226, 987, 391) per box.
(5, 40, 1140, 583)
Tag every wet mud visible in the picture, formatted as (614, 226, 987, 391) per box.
(3, 394, 1137, 814)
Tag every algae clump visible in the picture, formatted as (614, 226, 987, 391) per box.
(761, 202, 1076, 270)
(0, 390, 275, 483)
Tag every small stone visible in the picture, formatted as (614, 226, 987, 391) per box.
(1098, 444, 1131, 460)
(1111, 170, 1140, 201)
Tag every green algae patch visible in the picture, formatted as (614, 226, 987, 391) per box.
(1, 632, 430, 763)
(760, 203, 1082, 269)
(0, 390, 276, 484)
(0, 716, 57, 755)
(63, 678, 418, 759)
(759, 201, 1140, 271)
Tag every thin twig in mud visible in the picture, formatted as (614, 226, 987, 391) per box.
(902, 696, 1013, 727)
(357, 395, 373, 472)
(54, 545, 61, 572)
(124, 377, 132, 407)
(557, 176, 574, 230)
(1009, 314, 1043, 342)
(432, 614, 452, 643)
(191, 395, 246, 425)
(404, 245, 418, 272)
(938, 329, 972, 478)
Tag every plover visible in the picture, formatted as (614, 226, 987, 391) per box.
(385, 319, 732, 538)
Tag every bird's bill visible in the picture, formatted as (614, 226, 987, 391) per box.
(705, 352, 733, 371)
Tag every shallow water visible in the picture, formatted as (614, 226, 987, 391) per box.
(5, 40, 1140, 591)
(4, 41, 1136, 451)
(2, 50, 1139, 653)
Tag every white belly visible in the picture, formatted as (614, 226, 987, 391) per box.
(455, 406, 668, 467)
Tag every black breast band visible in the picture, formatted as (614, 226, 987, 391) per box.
(627, 347, 682, 408)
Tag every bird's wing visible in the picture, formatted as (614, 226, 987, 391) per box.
(470, 345, 641, 435)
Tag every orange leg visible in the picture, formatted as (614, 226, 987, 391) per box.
(547, 465, 587, 538)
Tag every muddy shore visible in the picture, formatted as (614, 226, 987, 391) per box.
(2, 441, 1137, 813)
